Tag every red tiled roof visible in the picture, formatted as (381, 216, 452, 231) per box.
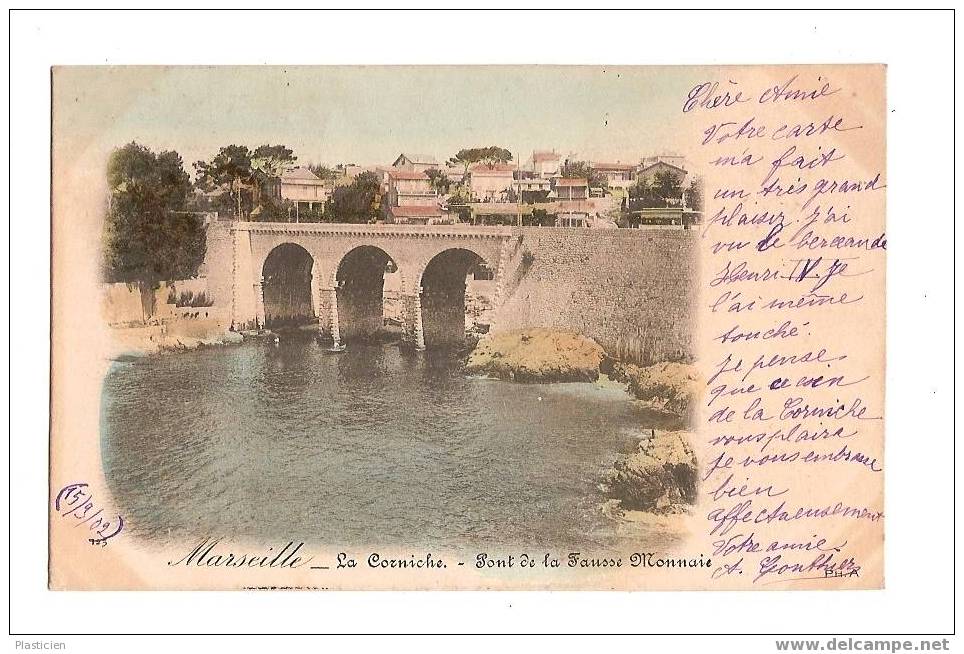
(532, 151, 561, 163)
(389, 205, 443, 217)
(555, 178, 588, 187)
(388, 169, 430, 181)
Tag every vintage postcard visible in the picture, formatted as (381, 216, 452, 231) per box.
(50, 65, 885, 590)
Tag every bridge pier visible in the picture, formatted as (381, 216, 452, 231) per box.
(328, 286, 342, 348)
(254, 277, 266, 329)
(309, 267, 322, 328)
(401, 288, 426, 350)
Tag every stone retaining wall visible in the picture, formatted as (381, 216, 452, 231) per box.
(492, 227, 698, 363)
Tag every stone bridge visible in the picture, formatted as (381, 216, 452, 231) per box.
(207, 221, 518, 349)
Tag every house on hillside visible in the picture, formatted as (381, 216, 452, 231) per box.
(636, 160, 688, 185)
(280, 167, 330, 211)
(392, 153, 440, 174)
(552, 177, 589, 202)
(528, 150, 562, 179)
(511, 174, 552, 203)
(551, 178, 591, 227)
(591, 162, 636, 189)
(554, 201, 593, 228)
(468, 163, 516, 202)
(639, 154, 687, 171)
(384, 169, 442, 224)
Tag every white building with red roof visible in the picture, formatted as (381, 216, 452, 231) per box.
(384, 169, 442, 224)
(528, 150, 562, 179)
(468, 163, 516, 202)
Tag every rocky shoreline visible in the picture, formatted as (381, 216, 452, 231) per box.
(605, 360, 700, 425)
(603, 430, 698, 514)
(106, 324, 245, 361)
(465, 329, 699, 417)
(464, 328, 700, 517)
(464, 328, 605, 383)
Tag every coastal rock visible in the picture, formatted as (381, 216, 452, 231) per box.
(108, 324, 246, 360)
(222, 331, 244, 344)
(464, 329, 605, 383)
(607, 430, 698, 513)
(609, 361, 699, 421)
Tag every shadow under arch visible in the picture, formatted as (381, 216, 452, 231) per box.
(262, 243, 315, 328)
(419, 247, 491, 348)
(335, 245, 399, 343)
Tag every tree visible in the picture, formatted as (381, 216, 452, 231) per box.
(523, 208, 554, 227)
(686, 176, 704, 212)
(448, 146, 513, 173)
(325, 171, 381, 223)
(250, 144, 297, 178)
(193, 145, 255, 219)
(629, 171, 683, 208)
(103, 142, 206, 305)
(426, 169, 452, 195)
(194, 144, 296, 218)
(308, 163, 340, 183)
(561, 160, 607, 189)
(653, 170, 683, 206)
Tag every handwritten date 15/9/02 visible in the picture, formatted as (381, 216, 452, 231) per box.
(54, 482, 124, 547)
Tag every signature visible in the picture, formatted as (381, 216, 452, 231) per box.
(54, 482, 124, 546)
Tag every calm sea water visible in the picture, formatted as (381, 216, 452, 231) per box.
(101, 336, 674, 550)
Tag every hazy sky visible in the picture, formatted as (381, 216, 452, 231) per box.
(53, 66, 708, 173)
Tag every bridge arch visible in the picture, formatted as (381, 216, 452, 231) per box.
(418, 247, 494, 347)
(334, 245, 400, 343)
(261, 242, 316, 328)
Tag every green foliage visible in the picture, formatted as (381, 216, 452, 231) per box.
(307, 163, 340, 183)
(449, 146, 513, 170)
(522, 208, 555, 227)
(291, 201, 326, 223)
(629, 170, 683, 208)
(167, 289, 214, 307)
(561, 160, 607, 189)
(520, 189, 550, 204)
(686, 176, 704, 212)
(426, 169, 452, 195)
(103, 142, 205, 285)
(250, 144, 297, 178)
(194, 144, 296, 218)
(325, 171, 381, 223)
(444, 188, 473, 222)
(250, 196, 292, 222)
(446, 188, 473, 206)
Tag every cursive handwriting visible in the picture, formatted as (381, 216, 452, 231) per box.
(688, 70, 885, 587)
(54, 482, 124, 546)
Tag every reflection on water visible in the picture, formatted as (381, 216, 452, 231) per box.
(102, 336, 675, 550)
